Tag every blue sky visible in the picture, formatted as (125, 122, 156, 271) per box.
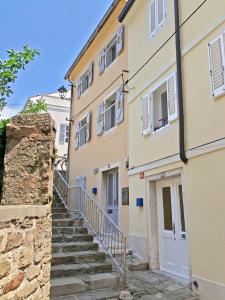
(0, 0, 112, 118)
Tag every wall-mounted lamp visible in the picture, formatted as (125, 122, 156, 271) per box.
(58, 85, 67, 100)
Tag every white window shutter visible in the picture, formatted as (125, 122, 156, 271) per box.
(97, 102, 104, 135)
(88, 62, 94, 87)
(167, 73, 178, 122)
(99, 49, 105, 74)
(158, 0, 165, 27)
(150, 0, 157, 37)
(77, 79, 82, 98)
(76, 176, 86, 189)
(59, 124, 65, 145)
(208, 35, 225, 97)
(141, 94, 153, 135)
(74, 122, 80, 149)
(116, 25, 124, 56)
(86, 112, 91, 142)
(115, 86, 124, 124)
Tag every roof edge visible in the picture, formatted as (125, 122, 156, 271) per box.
(64, 0, 121, 80)
(118, 0, 135, 23)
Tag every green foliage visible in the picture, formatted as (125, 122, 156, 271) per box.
(0, 45, 40, 110)
(20, 98, 48, 114)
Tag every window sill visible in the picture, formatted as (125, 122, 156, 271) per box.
(77, 143, 88, 150)
(152, 124, 170, 134)
(103, 125, 118, 135)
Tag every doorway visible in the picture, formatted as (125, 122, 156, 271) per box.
(105, 168, 119, 225)
(156, 177, 189, 279)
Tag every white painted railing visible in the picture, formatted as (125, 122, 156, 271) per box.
(53, 169, 127, 286)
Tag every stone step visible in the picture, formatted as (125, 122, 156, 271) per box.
(51, 262, 112, 278)
(52, 234, 93, 243)
(52, 203, 66, 208)
(51, 251, 106, 265)
(52, 213, 71, 219)
(52, 242, 98, 253)
(52, 219, 82, 227)
(52, 208, 68, 214)
(50, 273, 119, 297)
(52, 226, 88, 235)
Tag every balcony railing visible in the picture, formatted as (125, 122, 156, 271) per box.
(53, 169, 127, 286)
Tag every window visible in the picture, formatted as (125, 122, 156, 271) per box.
(75, 112, 91, 149)
(141, 73, 177, 135)
(208, 33, 225, 98)
(99, 25, 124, 74)
(105, 36, 117, 68)
(59, 124, 70, 145)
(149, 0, 166, 38)
(97, 86, 124, 135)
(104, 93, 116, 131)
(77, 63, 94, 98)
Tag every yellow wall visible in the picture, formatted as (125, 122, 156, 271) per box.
(123, 0, 225, 296)
(67, 0, 129, 233)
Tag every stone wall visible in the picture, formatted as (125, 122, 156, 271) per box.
(0, 114, 55, 300)
(0, 205, 51, 300)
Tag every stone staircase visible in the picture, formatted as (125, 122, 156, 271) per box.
(50, 194, 119, 299)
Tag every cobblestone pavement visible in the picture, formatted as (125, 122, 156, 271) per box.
(53, 270, 200, 300)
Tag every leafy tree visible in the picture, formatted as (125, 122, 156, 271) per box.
(20, 98, 48, 114)
(0, 45, 39, 111)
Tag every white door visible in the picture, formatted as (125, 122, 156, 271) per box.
(106, 169, 119, 224)
(156, 177, 189, 279)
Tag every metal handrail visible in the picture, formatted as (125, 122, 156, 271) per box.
(53, 169, 127, 286)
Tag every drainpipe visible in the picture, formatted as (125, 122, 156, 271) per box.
(66, 79, 74, 182)
(174, 0, 188, 164)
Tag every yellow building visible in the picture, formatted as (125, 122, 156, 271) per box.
(119, 0, 225, 299)
(65, 0, 129, 234)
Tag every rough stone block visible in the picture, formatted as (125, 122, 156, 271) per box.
(18, 247, 33, 269)
(27, 265, 40, 281)
(3, 272, 25, 294)
(0, 260, 11, 279)
(87, 273, 118, 290)
(4, 232, 23, 252)
(16, 279, 38, 299)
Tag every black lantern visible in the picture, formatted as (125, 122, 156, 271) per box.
(58, 85, 67, 99)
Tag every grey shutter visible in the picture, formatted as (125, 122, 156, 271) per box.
(88, 62, 94, 87)
(208, 35, 225, 97)
(86, 112, 91, 142)
(99, 49, 105, 74)
(150, 0, 157, 37)
(77, 79, 82, 98)
(97, 102, 105, 135)
(76, 176, 86, 190)
(141, 94, 151, 135)
(59, 124, 65, 145)
(74, 122, 80, 149)
(115, 86, 124, 124)
(158, 0, 165, 26)
(167, 73, 178, 122)
(116, 25, 124, 56)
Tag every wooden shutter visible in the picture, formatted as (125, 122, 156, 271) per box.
(116, 25, 124, 56)
(77, 79, 82, 98)
(115, 86, 124, 124)
(97, 102, 105, 135)
(59, 124, 65, 145)
(150, 0, 157, 37)
(74, 122, 80, 149)
(99, 49, 105, 74)
(88, 62, 94, 87)
(167, 73, 178, 122)
(158, 0, 165, 27)
(141, 94, 153, 135)
(86, 112, 91, 142)
(208, 35, 225, 97)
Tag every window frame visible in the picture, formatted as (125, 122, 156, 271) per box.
(149, 0, 166, 39)
(65, 125, 70, 143)
(103, 90, 117, 132)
